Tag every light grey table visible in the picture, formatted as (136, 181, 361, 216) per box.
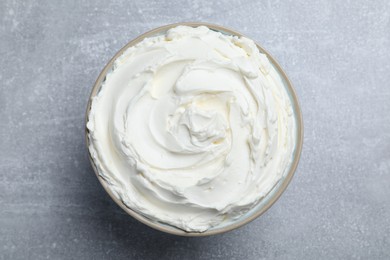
(1, 1, 389, 259)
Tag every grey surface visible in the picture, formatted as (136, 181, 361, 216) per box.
(1, 0, 389, 259)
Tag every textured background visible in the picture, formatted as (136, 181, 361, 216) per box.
(1, 0, 390, 259)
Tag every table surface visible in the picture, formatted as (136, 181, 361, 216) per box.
(1, 0, 390, 259)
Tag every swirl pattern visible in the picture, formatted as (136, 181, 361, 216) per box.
(87, 26, 296, 232)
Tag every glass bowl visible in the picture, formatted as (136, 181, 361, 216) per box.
(85, 22, 303, 236)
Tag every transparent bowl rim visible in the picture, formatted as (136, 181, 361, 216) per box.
(85, 22, 304, 237)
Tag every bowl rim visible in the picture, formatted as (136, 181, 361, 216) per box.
(85, 22, 304, 237)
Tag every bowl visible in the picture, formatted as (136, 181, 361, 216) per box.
(85, 22, 303, 236)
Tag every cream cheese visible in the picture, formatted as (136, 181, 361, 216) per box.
(87, 25, 297, 232)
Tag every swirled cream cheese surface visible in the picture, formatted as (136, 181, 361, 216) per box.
(87, 26, 297, 232)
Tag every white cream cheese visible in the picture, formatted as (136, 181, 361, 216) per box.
(87, 25, 297, 232)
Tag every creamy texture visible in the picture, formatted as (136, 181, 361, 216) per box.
(87, 26, 296, 232)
